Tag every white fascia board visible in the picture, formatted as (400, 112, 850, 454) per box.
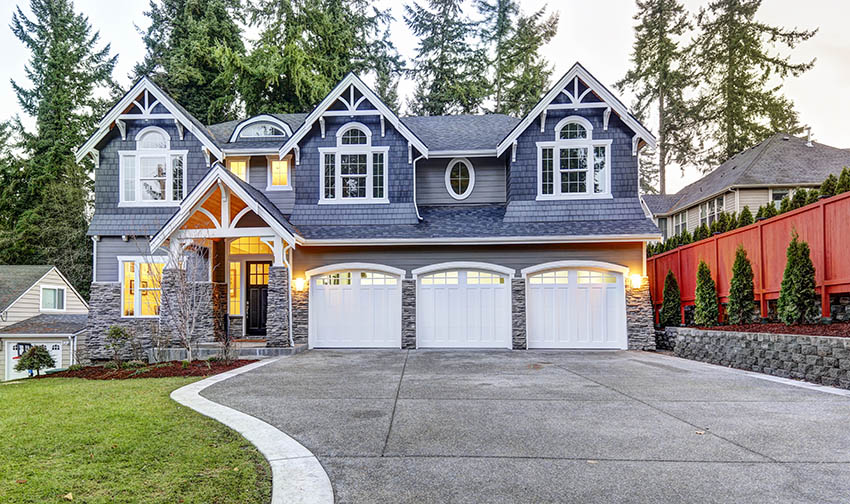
(297, 233, 662, 247)
(428, 149, 498, 158)
(222, 148, 282, 156)
(75, 77, 223, 163)
(496, 63, 656, 157)
(278, 73, 428, 159)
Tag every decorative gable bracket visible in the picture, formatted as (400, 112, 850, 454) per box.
(603, 107, 611, 131)
(174, 119, 185, 140)
(115, 119, 126, 141)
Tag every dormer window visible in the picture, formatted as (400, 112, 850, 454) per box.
(239, 122, 287, 138)
(319, 122, 389, 204)
(119, 126, 188, 206)
(536, 116, 612, 200)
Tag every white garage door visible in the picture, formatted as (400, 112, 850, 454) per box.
(526, 269, 626, 349)
(5, 341, 63, 381)
(417, 270, 511, 348)
(310, 270, 401, 348)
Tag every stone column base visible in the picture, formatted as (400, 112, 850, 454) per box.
(627, 277, 656, 350)
(267, 266, 291, 347)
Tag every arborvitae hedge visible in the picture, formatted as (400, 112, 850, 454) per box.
(727, 245, 755, 325)
(660, 270, 681, 327)
(836, 166, 850, 194)
(738, 206, 754, 226)
(776, 231, 820, 324)
(694, 261, 719, 326)
(820, 174, 838, 197)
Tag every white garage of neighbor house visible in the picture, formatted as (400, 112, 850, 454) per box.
(0, 265, 89, 381)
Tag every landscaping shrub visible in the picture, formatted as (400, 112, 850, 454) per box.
(14, 345, 56, 377)
(836, 166, 850, 194)
(820, 174, 838, 197)
(779, 195, 792, 214)
(738, 206, 754, 226)
(105, 325, 132, 366)
(791, 189, 808, 210)
(763, 202, 778, 218)
(694, 261, 719, 326)
(805, 189, 820, 205)
(660, 270, 682, 327)
(776, 231, 820, 324)
(727, 245, 755, 325)
(693, 223, 710, 241)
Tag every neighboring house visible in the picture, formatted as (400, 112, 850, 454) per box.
(642, 134, 850, 240)
(0, 265, 88, 381)
(77, 62, 661, 356)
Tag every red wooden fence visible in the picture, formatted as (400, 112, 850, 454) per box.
(647, 190, 850, 323)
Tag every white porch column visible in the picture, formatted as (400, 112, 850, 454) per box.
(272, 235, 285, 267)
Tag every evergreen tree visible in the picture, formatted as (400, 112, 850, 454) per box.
(835, 167, 850, 194)
(804, 189, 820, 206)
(660, 270, 682, 327)
(738, 205, 754, 226)
(820, 174, 837, 198)
(776, 231, 819, 324)
(373, 28, 403, 111)
(727, 245, 755, 325)
(689, 0, 817, 169)
(693, 223, 710, 241)
(791, 188, 807, 209)
(14, 345, 56, 377)
(763, 201, 778, 218)
(618, 0, 695, 193)
(694, 261, 719, 326)
(779, 194, 792, 214)
(134, 0, 244, 123)
(405, 0, 489, 115)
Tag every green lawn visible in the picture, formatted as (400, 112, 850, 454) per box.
(0, 377, 271, 504)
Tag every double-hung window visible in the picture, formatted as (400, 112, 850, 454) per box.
(699, 197, 724, 226)
(119, 126, 187, 206)
(537, 116, 612, 200)
(673, 211, 687, 235)
(319, 122, 389, 203)
(119, 257, 166, 317)
(40, 286, 66, 311)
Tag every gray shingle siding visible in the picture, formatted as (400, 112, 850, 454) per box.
(248, 155, 295, 214)
(95, 236, 166, 282)
(416, 156, 506, 205)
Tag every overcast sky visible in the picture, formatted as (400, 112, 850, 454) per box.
(1, 0, 847, 193)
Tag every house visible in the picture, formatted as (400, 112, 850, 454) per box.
(77, 62, 661, 357)
(0, 265, 88, 380)
(642, 134, 850, 240)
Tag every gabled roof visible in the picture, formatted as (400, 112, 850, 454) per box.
(401, 114, 519, 154)
(75, 77, 224, 163)
(0, 265, 53, 313)
(0, 314, 88, 336)
(278, 73, 429, 158)
(650, 133, 850, 216)
(641, 194, 681, 215)
(496, 62, 655, 157)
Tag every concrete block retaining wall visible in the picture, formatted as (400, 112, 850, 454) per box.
(671, 327, 850, 389)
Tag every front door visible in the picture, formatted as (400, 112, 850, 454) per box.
(246, 262, 270, 336)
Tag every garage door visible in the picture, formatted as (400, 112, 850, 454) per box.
(5, 341, 62, 381)
(310, 269, 401, 348)
(417, 270, 511, 348)
(526, 269, 626, 349)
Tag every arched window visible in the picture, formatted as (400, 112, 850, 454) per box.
(239, 122, 287, 138)
(444, 158, 475, 200)
(537, 116, 611, 199)
(321, 122, 388, 203)
(119, 126, 187, 205)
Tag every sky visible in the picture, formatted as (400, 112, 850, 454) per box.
(1, 0, 848, 193)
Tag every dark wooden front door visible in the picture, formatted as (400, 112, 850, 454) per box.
(246, 262, 270, 336)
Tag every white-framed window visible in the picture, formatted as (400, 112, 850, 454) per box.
(239, 122, 287, 139)
(317, 272, 352, 286)
(40, 285, 66, 311)
(51, 344, 61, 351)
(119, 256, 166, 318)
(319, 122, 389, 204)
(699, 196, 724, 226)
(673, 211, 687, 235)
(226, 157, 249, 182)
(266, 155, 292, 191)
(119, 126, 187, 206)
(444, 158, 475, 200)
(771, 188, 791, 209)
(536, 116, 612, 200)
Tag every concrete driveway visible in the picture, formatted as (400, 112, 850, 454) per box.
(202, 350, 850, 503)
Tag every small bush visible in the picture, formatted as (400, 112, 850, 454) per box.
(660, 270, 682, 327)
(694, 261, 719, 326)
(105, 325, 132, 366)
(763, 203, 778, 218)
(776, 231, 820, 324)
(103, 362, 119, 370)
(738, 206, 754, 226)
(779, 195, 792, 213)
(820, 174, 838, 197)
(121, 360, 146, 369)
(791, 189, 808, 210)
(805, 189, 820, 205)
(67, 364, 83, 372)
(727, 245, 756, 325)
(14, 345, 56, 376)
(181, 360, 190, 369)
(836, 166, 850, 194)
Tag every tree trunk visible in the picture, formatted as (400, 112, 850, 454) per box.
(658, 88, 667, 195)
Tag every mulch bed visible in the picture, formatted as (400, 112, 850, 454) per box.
(695, 322, 850, 338)
(43, 360, 254, 380)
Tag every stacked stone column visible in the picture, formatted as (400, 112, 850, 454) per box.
(402, 279, 416, 349)
(266, 266, 291, 347)
(626, 276, 656, 350)
(511, 277, 527, 349)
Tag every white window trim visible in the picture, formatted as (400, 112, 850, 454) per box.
(319, 122, 389, 204)
(39, 284, 67, 312)
(226, 157, 250, 182)
(770, 187, 792, 209)
(699, 196, 724, 226)
(536, 116, 612, 200)
(444, 158, 475, 200)
(118, 126, 188, 207)
(118, 255, 167, 319)
(673, 211, 687, 236)
(265, 155, 292, 191)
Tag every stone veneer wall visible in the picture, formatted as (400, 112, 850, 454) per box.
(511, 278, 526, 349)
(626, 278, 656, 350)
(87, 282, 163, 360)
(291, 287, 309, 345)
(266, 266, 290, 347)
(228, 316, 243, 340)
(672, 327, 850, 389)
(655, 327, 676, 351)
(402, 279, 416, 349)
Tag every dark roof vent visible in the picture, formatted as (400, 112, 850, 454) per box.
(782, 135, 790, 141)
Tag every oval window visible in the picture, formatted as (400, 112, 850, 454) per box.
(445, 158, 475, 200)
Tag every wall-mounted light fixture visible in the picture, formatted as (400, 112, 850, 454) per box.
(630, 274, 643, 289)
(294, 277, 306, 291)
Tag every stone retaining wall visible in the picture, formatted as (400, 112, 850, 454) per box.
(672, 327, 850, 389)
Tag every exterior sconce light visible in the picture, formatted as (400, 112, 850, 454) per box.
(294, 277, 306, 291)
(630, 274, 643, 289)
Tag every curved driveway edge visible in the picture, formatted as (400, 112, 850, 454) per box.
(171, 359, 334, 504)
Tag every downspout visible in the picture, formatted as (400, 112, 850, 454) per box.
(284, 246, 295, 348)
(91, 236, 99, 282)
(69, 334, 75, 366)
(413, 154, 425, 221)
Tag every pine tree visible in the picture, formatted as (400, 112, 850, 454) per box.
(791, 188, 807, 209)
(804, 189, 820, 206)
(694, 261, 719, 326)
(689, 0, 817, 169)
(835, 167, 850, 194)
(776, 231, 819, 324)
(373, 28, 403, 111)
(405, 0, 489, 115)
(820, 174, 837, 198)
(618, 0, 695, 193)
(738, 205, 754, 226)
(660, 270, 682, 327)
(727, 245, 755, 325)
(134, 0, 244, 123)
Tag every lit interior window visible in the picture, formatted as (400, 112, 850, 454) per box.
(123, 262, 135, 316)
(529, 270, 570, 285)
(229, 237, 272, 255)
(227, 159, 248, 181)
(421, 271, 459, 285)
(229, 262, 241, 315)
(270, 159, 289, 187)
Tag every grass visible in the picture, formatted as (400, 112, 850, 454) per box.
(0, 377, 271, 504)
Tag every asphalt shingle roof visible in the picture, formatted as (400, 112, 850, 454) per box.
(0, 313, 88, 335)
(401, 114, 519, 152)
(0, 265, 53, 313)
(641, 194, 680, 215)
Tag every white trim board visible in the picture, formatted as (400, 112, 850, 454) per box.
(296, 234, 661, 247)
(411, 261, 516, 279)
(305, 262, 406, 279)
(520, 260, 630, 278)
